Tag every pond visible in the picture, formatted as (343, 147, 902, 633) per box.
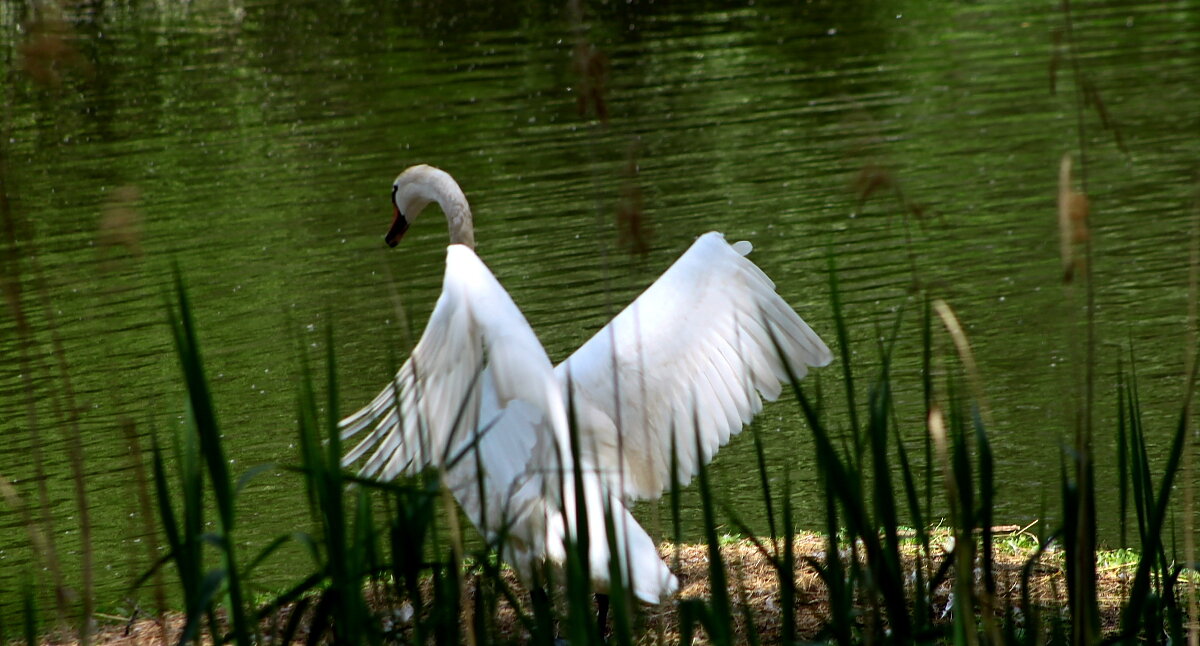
(0, 0, 1197, 622)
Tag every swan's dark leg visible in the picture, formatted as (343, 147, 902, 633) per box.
(530, 587, 557, 643)
(595, 593, 610, 641)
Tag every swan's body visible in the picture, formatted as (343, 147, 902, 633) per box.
(340, 164, 833, 604)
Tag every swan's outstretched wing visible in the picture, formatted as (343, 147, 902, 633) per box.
(556, 232, 833, 501)
(340, 245, 564, 482)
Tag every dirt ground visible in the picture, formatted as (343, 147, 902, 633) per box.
(39, 531, 1148, 645)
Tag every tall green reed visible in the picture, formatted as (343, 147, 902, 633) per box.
(289, 325, 377, 645)
(1112, 349, 1196, 643)
(678, 415, 735, 646)
(150, 270, 253, 645)
(150, 275, 437, 645)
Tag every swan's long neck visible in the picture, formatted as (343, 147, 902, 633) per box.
(399, 165, 475, 248)
(433, 175, 475, 248)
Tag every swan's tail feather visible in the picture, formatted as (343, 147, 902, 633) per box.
(610, 500, 679, 603)
(550, 473, 679, 604)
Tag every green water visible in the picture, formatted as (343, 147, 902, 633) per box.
(1, 0, 1197, 621)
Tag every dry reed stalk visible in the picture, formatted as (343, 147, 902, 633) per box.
(0, 116, 70, 629)
(117, 418, 167, 633)
(1057, 147, 1100, 644)
(27, 252, 94, 646)
(926, 405, 952, 515)
(17, 9, 91, 90)
(931, 299, 990, 428)
(616, 139, 651, 258)
(1057, 154, 1090, 284)
(1186, 192, 1200, 646)
(568, 0, 609, 126)
(97, 186, 144, 272)
(0, 477, 58, 572)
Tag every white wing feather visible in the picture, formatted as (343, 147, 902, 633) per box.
(556, 232, 833, 501)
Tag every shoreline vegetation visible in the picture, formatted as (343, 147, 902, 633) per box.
(15, 257, 1193, 645)
(34, 531, 1150, 645)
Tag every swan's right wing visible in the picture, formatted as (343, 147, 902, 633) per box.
(340, 245, 564, 482)
(556, 232, 833, 501)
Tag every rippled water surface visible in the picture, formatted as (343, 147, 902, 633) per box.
(1, 0, 1197, 617)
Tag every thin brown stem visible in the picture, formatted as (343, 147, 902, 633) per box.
(1186, 188, 1200, 646)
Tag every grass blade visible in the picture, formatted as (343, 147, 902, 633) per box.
(1120, 353, 1198, 638)
(694, 407, 733, 646)
(167, 269, 252, 646)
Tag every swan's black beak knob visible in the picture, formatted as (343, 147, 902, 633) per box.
(385, 211, 409, 248)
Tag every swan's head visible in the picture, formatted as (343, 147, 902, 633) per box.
(386, 164, 474, 248)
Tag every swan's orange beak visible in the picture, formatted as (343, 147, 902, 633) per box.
(385, 208, 409, 248)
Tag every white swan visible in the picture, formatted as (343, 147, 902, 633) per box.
(339, 164, 833, 607)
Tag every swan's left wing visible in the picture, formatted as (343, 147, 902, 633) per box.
(555, 232, 833, 501)
(340, 245, 564, 482)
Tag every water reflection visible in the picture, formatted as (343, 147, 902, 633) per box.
(0, 0, 1197, 619)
